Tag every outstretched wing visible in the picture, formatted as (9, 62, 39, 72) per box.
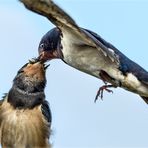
(84, 28, 148, 85)
(20, 0, 119, 64)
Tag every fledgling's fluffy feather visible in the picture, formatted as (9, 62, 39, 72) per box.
(0, 59, 51, 148)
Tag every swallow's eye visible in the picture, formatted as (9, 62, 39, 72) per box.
(40, 43, 44, 48)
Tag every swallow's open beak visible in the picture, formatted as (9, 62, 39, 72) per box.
(29, 57, 50, 71)
(39, 50, 55, 62)
(39, 48, 63, 62)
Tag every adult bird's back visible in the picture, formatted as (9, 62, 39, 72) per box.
(20, 0, 148, 104)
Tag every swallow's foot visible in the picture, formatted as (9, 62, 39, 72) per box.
(94, 85, 113, 102)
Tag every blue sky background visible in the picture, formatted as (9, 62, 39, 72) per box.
(0, 0, 148, 148)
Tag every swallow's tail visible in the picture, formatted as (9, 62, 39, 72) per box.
(140, 96, 148, 104)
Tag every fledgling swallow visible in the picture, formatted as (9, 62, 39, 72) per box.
(21, 0, 148, 104)
(0, 58, 51, 147)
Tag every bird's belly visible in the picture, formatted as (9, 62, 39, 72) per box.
(62, 40, 148, 96)
(62, 44, 118, 79)
(0, 102, 49, 147)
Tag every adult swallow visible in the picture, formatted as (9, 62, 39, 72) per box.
(21, 0, 148, 104)
(0, 59, 51, 147)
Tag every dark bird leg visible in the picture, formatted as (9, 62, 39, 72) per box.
(94, 70, 117, 102)
(94, 84, 114, 102)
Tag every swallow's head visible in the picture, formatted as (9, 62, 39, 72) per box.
(13, 58, 49, 93)
(38, 27, 63, 62)
(8, 58, 50, 109)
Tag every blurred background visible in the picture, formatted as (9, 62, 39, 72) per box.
(0, 0, 148, 147)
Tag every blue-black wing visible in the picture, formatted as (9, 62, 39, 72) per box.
(84, 28, 148, 85)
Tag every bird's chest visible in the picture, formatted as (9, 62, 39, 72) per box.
(0, 102, 49, 147)
(61, 38, 110, 77)
(61, 34, 121, 83)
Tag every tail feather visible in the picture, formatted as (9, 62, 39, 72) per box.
(140, 96, 148, 104)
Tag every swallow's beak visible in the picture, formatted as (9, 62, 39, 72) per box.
(39, 50, 55, 62)
(39, 48, 63, 62)
(28, 58, 50, 70)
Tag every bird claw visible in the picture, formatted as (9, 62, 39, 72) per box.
(94, 85, 113, 102)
